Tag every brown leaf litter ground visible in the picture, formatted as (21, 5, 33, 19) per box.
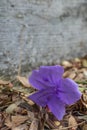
(0, 56, 87, 130)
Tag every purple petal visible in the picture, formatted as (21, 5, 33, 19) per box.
(28, 88, 55, 107)
(47, 96, 65, 120)
(29, 70, 54, 90)
(58, 78, 82, 105)
(29, 65, 64, 90)
(40, 65, 64, 83)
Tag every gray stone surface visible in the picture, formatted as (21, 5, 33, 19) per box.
(0, 0, 87, 75)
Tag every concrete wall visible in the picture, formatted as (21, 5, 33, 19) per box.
(0, 0, 87, 75)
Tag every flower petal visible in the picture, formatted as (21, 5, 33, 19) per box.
(29, 70, 54, 90)
(58, 78, 82, 105)
(40, 65, 64, 83)
(47, 96, 65, 120)
(28, 88, 55, 107)
(29, 65, 64, 90)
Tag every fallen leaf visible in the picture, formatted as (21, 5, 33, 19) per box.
(16, 76, 31, 88)
(0, 80, 10, 85)
(12, 115, 28, 127)
(83, 70, 87, 78)
(73, 58, 81, 68)
(5, 103, 18, 114)
(5, 114, 29, 128)
(82, 59, 87, 67)
(74, 58, 81, 62)
(68, 115, 77, 130)
(82, 124, 87, 130)
(27, 111, 34, 121)
(74, 73, 84, 81)
(68, 72, 76, 79)
(12, 124, 29, 130)
(61, 61, 72, 68)
(63, 71, 70, 78)
(5, 116, 12, 128)
(29, 118, 39, 130)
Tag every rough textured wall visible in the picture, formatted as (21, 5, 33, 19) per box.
(0, 0, 87, 75)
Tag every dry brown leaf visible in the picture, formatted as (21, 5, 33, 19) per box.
(0, 80, 10, 85)
(16, 76, 31, 88)
(12, 124, 29, 130)
(74, 58, 81, 63)
(12, 127, 20, 130)
(73, 58, 82, 68)
(68, 72, 76, 79)
(6, 103, 18, 114)
(75, 73, 84, 81)
(68, 115, 77, 130)
(82, 59, 87, 67)
(5, 116, 13, 128)
(82, 124, 87, 130)
(12, 115, 28, 127)
(29, 118, 39, 130)
(5, 115, 28, 130)
(5, 115, 29, 128)
(63, 71, 70, 78)
(83, 70, 87, 78)
(27, 111, 34, 121)
(61, 61, 72, 68)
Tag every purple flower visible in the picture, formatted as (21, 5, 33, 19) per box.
(28, 65, 81, 120)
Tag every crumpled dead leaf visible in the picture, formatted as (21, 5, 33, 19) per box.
(12, 124, 29, 130)
(68, 115, 77, 130)
(29, 118, 39, 130)
(5, 103, 18, 114)
(16, 76, 31, 88)
(68, 72, 76, 79)
(61, 60, 72, 68)
(0, 80, 10, 85)
(82, 59, 87, 67)
(82, 124, 87, 130)
(12, 115, 28, 126)
(5, 115, 29, 128)
(5, 116, 13, 128)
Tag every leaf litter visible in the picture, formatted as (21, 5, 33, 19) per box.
(0, 56, 87, 130)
